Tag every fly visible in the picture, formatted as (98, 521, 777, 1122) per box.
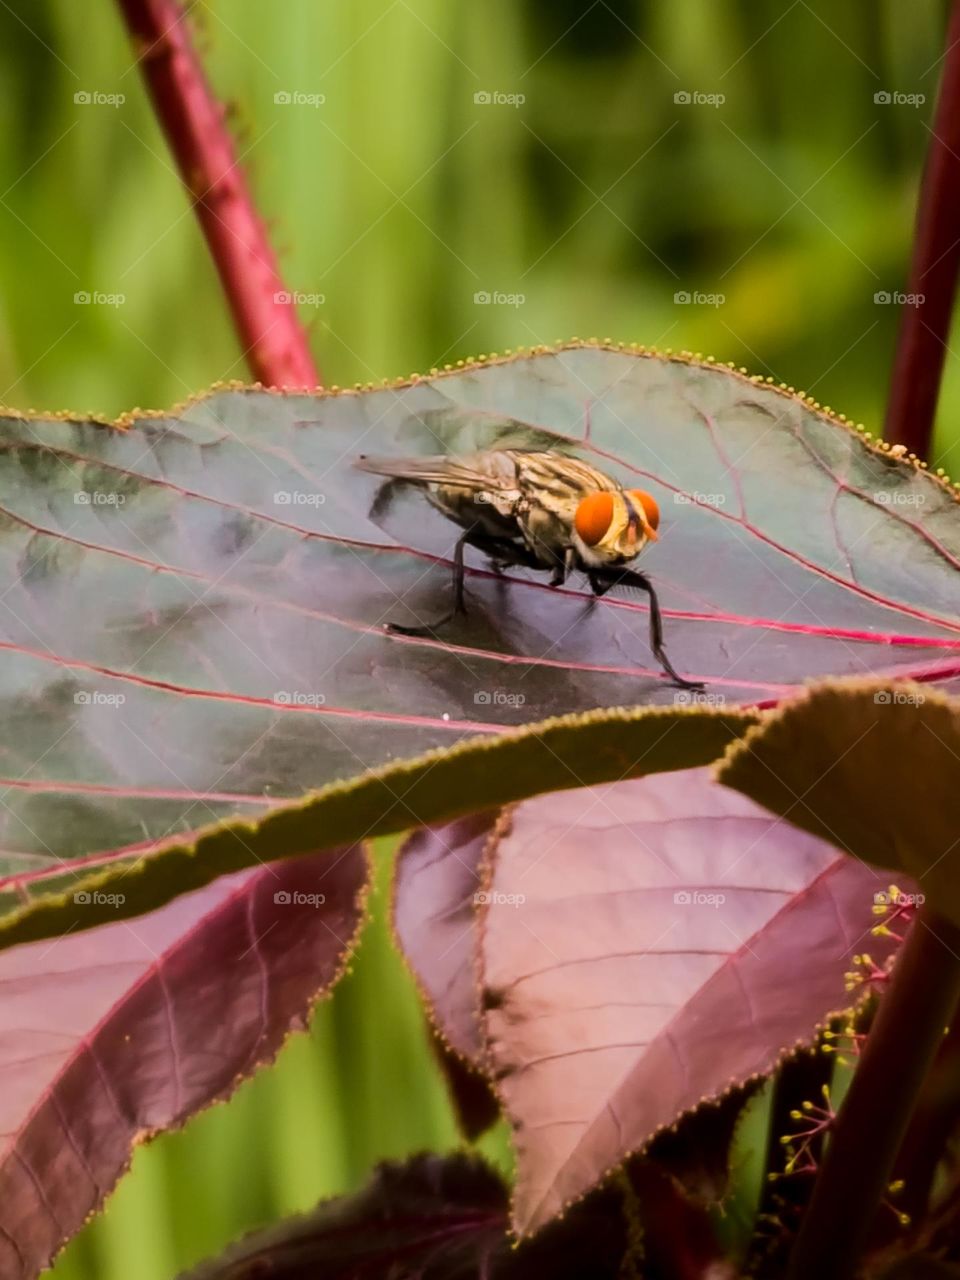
(356, 447, 703, 690)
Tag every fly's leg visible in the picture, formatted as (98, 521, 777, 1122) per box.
(549, 547, 575, 587)
(385, 531, 538, 636)
(589, 568, 704, 691)
(386, 532, 469, 637)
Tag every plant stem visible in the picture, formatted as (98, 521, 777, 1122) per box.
(115, 0, 321, 388)
(883, 0, 960, 458)
(891, 1015, 960, 1222)
(787, 907, 960, 1280)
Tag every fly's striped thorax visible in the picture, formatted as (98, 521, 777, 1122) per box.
(506, 450, 622, 561)
(510, 450, 617, 494)
(511, 450, 617, 518)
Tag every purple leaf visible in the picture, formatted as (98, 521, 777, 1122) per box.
(179, 1153, 632, 1279)
(4, 343, 958, 935)
(477, 768, 906, 1234)
(394, 813, 496, 1061)
(0, 846, 366, 1278)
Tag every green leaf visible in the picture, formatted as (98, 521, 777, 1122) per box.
(717, 680, 960, 925)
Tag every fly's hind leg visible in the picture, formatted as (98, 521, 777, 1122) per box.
(386, 532, 469, 637)
(385, 531, 552, 639)
(589, 567, 704, 691)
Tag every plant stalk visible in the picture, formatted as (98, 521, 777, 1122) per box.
(115, 0, 321, 388)
(787, 907, 960, 1279)
(883, 0, 960, 458)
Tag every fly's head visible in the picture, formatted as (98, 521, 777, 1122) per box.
(572, 488, 660, 567)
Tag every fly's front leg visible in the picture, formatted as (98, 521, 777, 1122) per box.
(549, 547, 576, 588)
(386, 532, 469, 637)
(589, 568, 704, 691)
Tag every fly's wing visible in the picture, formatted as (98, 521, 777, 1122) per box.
(355, 453, 503, 490)
(356, 451, 523, 536)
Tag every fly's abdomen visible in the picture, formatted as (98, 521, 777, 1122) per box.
(424, 483, 517, 539)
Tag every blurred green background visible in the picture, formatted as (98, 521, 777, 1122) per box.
(0, 1, 955, 1275)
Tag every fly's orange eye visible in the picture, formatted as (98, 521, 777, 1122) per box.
(575, 491, 615, 546)
(629, 490, 660, 535)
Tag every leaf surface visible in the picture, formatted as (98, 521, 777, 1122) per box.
(3, 342, 957, 938)
(394, 812, 495, 1060)
(717, 680, 960, 927)
(0, 845, 366, 1279)
(477, 767, 904, 1234)
(179, 1153, 632, 1280)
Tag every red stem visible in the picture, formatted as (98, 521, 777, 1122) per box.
(883, 0, 960, 458)
(115, 0, 321, 388)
